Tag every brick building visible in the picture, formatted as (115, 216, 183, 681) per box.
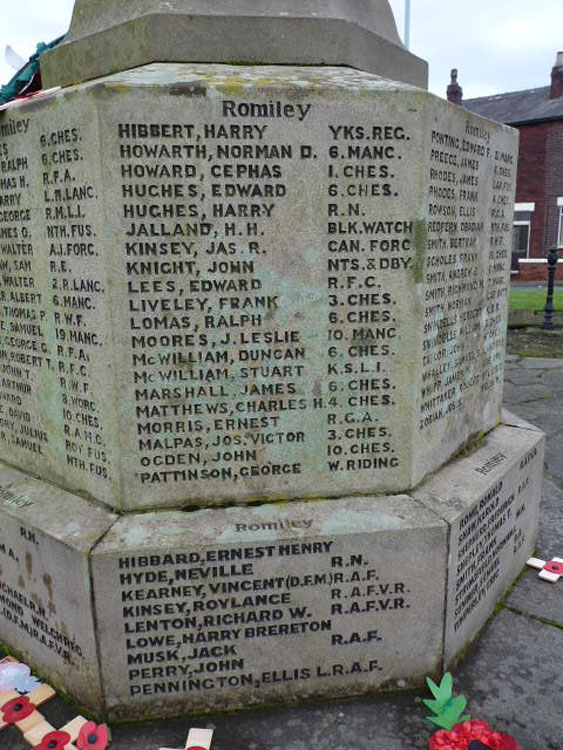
(448, 53, 563, 280)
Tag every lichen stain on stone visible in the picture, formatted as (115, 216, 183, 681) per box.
(43, 573, 53, 600)
(90, 82, 131, 99)
(31, 592, 45, 612)
(19, 95, 58, 114)
(252, 504, 278, 520)
(322, 510, 403, 534)
(17, 575, 25, 589)
(411, 218, 428, 284)
(25, 551, 33, 576)
(215, 79, 246, 98)
(168, 83, 207, 98)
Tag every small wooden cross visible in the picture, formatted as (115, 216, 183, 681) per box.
(526, 556, 563, 582)
(0, 657, 89, 748)
(160, 727, 214, 750)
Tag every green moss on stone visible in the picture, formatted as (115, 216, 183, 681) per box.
(411, 218, 427, 284)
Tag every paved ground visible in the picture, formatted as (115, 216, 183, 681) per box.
(3, 352, 563, 749)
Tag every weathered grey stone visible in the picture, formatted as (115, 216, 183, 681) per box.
(502, 382, 550, 406)
(0, 461, 116, 708)
(518, 357, 563, 369)
(507, 566, 563, 627)
(529, 476, 563, 556)
(453, 609, 563, 750)
(501, 408, 544, 432)
(0, 65, 519, 511)
(0, 0, 547, 727)
(414, 424, 545, 668)
(40, 0, 427, 90)
(540, 367, 563, 387)
(504, 368, 542, 386)
(91, 494, 447, 719)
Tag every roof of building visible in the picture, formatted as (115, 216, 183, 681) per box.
(464, 85, 563, 126)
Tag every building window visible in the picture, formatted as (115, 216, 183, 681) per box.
(512, 203, 535, 272)
(513, 223, 530, 254)
(558, 198, 563, 247)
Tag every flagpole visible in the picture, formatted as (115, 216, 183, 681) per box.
(404, 0, 411, 49)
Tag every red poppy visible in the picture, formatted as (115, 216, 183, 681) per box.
(76, 721, 110, 750)
(429, 720, 521, 750)
(1, 695, 35, 724)
(33, 730, 71, 750)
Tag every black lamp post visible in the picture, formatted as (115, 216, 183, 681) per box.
(543, 246, 559, 330)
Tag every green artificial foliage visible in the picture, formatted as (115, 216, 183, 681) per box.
(423, 673, 471, 730)
(0, 36, 64, 105)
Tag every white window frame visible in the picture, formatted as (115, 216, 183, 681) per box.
(557, 197, 563, 248)
(512, 221, 531, 257)
(513, 202, 535, 259)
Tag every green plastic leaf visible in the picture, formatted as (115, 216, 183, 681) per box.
(424, 673, 454, 713)
(441, 697, 468, 728)
(426, 673, 453, 703)
(422, 697, 447, 713)
(423, 674, 470, 730)
(426, 712, 471, 730)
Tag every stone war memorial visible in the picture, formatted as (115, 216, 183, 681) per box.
(0, 0, 545, 722)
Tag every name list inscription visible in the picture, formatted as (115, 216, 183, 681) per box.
(112, 531, 415, 702)
(421, 121, 513, 430)
(0, 110, 114, 498)
(114, 95, 419, 503)
(0, 81, 517, 506)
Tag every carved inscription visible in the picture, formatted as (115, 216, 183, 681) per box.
(421, 121, 514, 431)
(446, 437, 542, 655)
(0, 119, 46, 459)
(0, 104, 116, 501)
(0, 72, 518, 507)
(39, 126, 112, 481)
(111, 93, 423, 504)
(0, 509, 86, 666)
(93, 498, 446, 711)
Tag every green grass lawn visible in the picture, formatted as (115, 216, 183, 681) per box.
(509, 288, 563, 312)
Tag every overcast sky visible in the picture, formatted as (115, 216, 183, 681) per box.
(1, 0, 562, 100)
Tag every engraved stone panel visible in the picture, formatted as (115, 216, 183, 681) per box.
(414, 423, 545, 667)
(0, 462, 116, 708)
(91, 495, 447, 719)
(0, 65, 519, 510)
(0, 91, 120, 504)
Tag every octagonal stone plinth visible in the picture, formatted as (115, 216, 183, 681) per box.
(0, 65, 518, 511)
(415, 418, 545, 667)
(93, 494, 447, 719)
(0, 462, 116, 708)
(0, 416, 543, 719)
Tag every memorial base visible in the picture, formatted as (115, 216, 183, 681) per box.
(0, 414, 544, 720)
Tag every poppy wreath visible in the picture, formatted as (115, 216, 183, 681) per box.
(429, 719, 521, 749)
(76, 721, 110, 750)
(424, 674, 521, 750)
(33, 730, 71, 750)
(1, 695, 35, 723)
